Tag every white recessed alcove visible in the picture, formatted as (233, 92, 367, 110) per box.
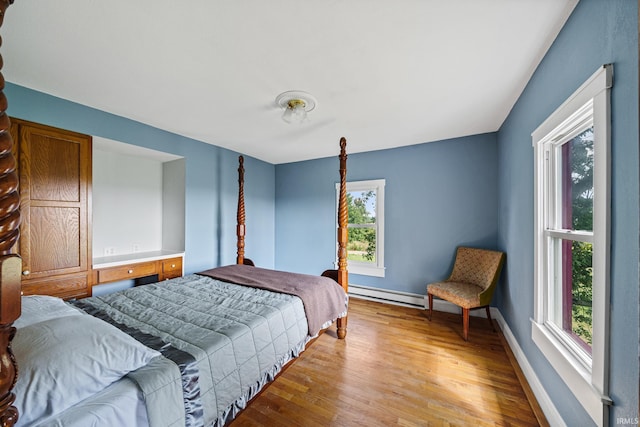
(92, 136, 185, 267)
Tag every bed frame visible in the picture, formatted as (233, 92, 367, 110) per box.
(235, 138, 350, 340)
(0, 2, 349, 422)
(0, 2, 21, 425)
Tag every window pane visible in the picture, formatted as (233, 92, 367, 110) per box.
(570, 241, 592, 351)
(552, 238, 593, 353)
(347, 190, 377, 264)
(347, 191, 376, 225)
(347, 227, 376, 263)
(559, 128, 593, 231)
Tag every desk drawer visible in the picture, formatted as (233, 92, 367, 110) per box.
(96, 262, 157, 284)
(161, 257, 183, 280)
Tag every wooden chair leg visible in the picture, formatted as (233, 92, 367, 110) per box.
(427, 293, 433, 321)
(462, 308, 469, 341)
(485, 306, 496, 332)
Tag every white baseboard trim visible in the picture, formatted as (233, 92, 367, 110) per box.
(490, 310, 565, 427)
(348, 283, 564, 426)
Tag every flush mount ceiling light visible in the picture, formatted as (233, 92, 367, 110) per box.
(275, 91, 317, 124)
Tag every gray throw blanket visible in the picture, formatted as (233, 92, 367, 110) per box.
(198, 264, 348, 336)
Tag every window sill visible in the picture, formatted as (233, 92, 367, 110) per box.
(346, 263, 385, 278)
(531, 319, 605, 424)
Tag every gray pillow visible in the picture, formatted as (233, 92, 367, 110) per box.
(13, 315, 160, 426)
(14, 295, 83, 329)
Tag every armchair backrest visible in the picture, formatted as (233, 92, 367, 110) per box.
(447, 247, 505, 292)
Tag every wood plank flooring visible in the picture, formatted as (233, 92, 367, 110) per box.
(230, 297, 544, 427)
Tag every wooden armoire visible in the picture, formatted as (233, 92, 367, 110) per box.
(11, 118, 92, 299)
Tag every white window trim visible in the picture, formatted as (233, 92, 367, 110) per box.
(532, 64, 612, 426)
(335, 179, 385, 277)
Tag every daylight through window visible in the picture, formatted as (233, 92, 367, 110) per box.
(337, 179, 385, 277)
(532, 65, 612, 424)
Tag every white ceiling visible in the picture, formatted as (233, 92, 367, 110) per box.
(2, 0, 577, 164)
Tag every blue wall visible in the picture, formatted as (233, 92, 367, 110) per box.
(275, 133, 500, 295)
(496, 0, 638, 424)
(5, 0, 638, 422)
(5, 83, 276, 273)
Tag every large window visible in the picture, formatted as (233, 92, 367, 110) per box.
(532, 65, 612, 425)
(336, 179, 385, 277)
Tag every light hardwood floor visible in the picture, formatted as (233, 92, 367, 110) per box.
(230, 297, 545, 427)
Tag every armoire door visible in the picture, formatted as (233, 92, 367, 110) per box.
(12, 119, 92, 299)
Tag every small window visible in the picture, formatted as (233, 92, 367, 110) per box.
(336, 179, 385, 277)
(532, 65, 612, 424)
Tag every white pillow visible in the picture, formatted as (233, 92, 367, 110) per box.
(13, 315, 160, 426)
(14, 295, 83, 329)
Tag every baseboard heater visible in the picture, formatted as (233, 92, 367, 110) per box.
(348, 283, 426, 308)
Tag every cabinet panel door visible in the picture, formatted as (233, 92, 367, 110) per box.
(28, 131, 82, 202)
(28, 206, 81, 273)
(17, 122, 92, 282)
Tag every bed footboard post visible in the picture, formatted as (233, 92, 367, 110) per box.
(336, 138, 348, 339)
(236, 155, 246, 265)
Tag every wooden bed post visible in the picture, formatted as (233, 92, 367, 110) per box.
(336, 137, 348, 339)
(0, 1, 22, 426)
(236, 155, 245, 265)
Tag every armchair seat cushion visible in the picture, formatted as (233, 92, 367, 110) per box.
(427, 281, 483, 309)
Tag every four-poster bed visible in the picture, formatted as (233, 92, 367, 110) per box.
(0, 4, 350, 421)
(0, 1, 21, 426)
(235, 138, 350, 339)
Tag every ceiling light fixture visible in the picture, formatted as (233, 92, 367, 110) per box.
(275, 91, 317, 124)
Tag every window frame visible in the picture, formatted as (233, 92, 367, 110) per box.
(548, 114, 595, 360)
(335, 179, 385, 277)
(532, 64, 612, 425)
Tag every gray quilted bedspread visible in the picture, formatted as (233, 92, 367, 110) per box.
(198, 264, 348, 336)
(78, 274, 314, 427)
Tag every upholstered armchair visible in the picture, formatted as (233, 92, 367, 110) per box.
(427, 247, 505, 341)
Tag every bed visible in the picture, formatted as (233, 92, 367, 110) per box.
(13, 266, 347, 427)
(0, 2, 351, 424)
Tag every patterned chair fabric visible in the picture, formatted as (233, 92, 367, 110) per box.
(426, 247, 505, 340)
(426, 281, 482, 309)
(448, 247, 504, 292)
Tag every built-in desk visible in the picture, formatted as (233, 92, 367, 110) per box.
(92, 250, 184, 286)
